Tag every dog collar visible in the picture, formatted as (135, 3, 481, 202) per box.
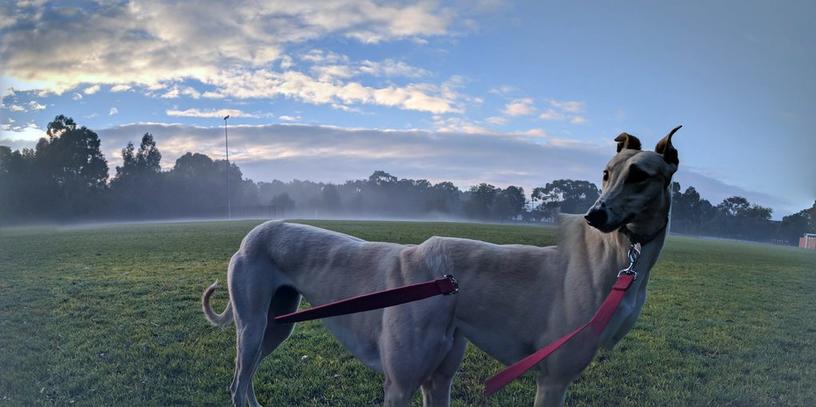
(619, 219, 668, 245)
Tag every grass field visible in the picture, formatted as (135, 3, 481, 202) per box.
(1, 219, 815, 406)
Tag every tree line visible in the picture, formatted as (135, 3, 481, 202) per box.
(1, 115, 813, 246)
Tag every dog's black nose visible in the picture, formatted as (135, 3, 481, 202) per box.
(584, 208, 607, 227)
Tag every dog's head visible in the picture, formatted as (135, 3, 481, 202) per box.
(584, 125, 682, 234)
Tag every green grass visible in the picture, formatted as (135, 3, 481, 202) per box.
(1, 219, 814, 406)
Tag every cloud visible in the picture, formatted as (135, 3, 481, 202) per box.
(486, 116, 507, 125)
(90, 123, 609, 191)
(358, 59, 428, 78)
(523, 128, 547, 137)
(488, 85, 516, 96)
(547, 98, 584, 114)
(72, 93, 83, 101)
(279, 55, 294, 70)
(201, 69, 462, 114)
(110, 84, 132, 92)
(0, 122, 46, 142)
(0, 1, 455, 95)
(503, 98, 535, 116)
(433, 116, 489, 134)
(569, 115, 586, 124)
(165, 108, 260, 118)
(109, 107, 118, 115)
(7, 104, 26, 112)
(278, 115, 301, 122)
(539, 109, 564, 121)
(84, 85, 101, 95)
(537, 99, 586, 124)
(28, 101, 46, 111)
(160, 86, 201, 99)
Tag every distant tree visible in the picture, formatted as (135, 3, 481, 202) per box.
(717, 196, 751, 217)
(670, 183, 717, 234)
(270, 193, 295, 216)
(494, 186, 525, 221)
(368, 170, 398, 186)
(320, 184, 342, 212)
(779, 209, 810, 245)
(532, 179, 600, 218)
(29, 115, 109, 219)
(426, 181, 461, 214)
(808, 201, 816, 233)
(465, 183, 499, 220)
(111, 133, 163, 217)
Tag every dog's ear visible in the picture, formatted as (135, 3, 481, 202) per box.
(655, 125, 682, 166)
(614, 133, 641, 153)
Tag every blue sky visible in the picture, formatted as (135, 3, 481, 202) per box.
(1, 0, 813, 217)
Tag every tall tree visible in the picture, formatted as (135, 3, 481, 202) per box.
(532, 179, 600, 217)
(111, 133, 163, 217)
(31, 115, 109, 219)
(494, 186, 526, 221)
(465, 183, 499, 220)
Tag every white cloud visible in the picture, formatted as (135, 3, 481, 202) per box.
(503, 98, 535, 116)
(537, 99, 586, 124)
(202, 69, 461, 114)
(165, 108, 260, 118)
(7, 104, 26, 112)
(84, 84, 101, 95)
(109, 107, 118, 115)
(160, 86, 201, 99)
(72, 92, 83, 100)
(569, 115, 587, 124)
(358, 59, 428, 78)
(489, 85, 517, 96)
(523, 128, 547, 137)
(28, 100, 46, 111)
(547, 98, 584, 114)
(110, 84, 131, 92)
(0, 122, 46, 141)
(0, 1, 454, 95)
(310, 64, 355, 81)
(89, 122, 606, 192)
(278, 115, 301, 122)
(433, 115, 490, 134)
(300, 49, 350, 65)
(486, 116, 507, 125)
(280, 55, 294, 70)
(539, 109, 564, 121)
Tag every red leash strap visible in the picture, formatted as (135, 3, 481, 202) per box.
(484, 273, 635, 396)
(274, 275, 458, 323)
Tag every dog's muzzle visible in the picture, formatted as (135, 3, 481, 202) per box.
(584, 208, 608, 230)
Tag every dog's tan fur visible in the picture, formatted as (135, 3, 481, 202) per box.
(202, 127, 681, 407)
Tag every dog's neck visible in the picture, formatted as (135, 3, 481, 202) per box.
(557, 213, 668, 314)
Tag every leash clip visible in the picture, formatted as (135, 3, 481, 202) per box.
(617, 243, 641, 280)
(441, 274, 459, 295)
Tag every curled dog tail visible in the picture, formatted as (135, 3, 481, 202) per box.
(202, 280, 234, 327)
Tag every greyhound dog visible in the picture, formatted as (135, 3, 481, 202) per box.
(202, 126, 682, 407)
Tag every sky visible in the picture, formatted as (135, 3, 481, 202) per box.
(1, 0, 814, 218)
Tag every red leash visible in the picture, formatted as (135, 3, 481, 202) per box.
(484, 273, 635, 395)
(484, 243, 642, 396)
(275, 275, 458, 323)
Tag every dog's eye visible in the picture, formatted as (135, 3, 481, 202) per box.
(626, 166, 649, 184)
(602, 170, 609, 182)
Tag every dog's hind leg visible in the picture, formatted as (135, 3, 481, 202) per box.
(228, 255, 275, 407)
(245, 286, 302, 407)
(420, 330, 466, 407)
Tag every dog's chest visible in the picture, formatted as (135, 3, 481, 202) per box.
(600, 282, 648, 349)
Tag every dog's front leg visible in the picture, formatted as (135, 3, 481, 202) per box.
(533, 375, 569, 407)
